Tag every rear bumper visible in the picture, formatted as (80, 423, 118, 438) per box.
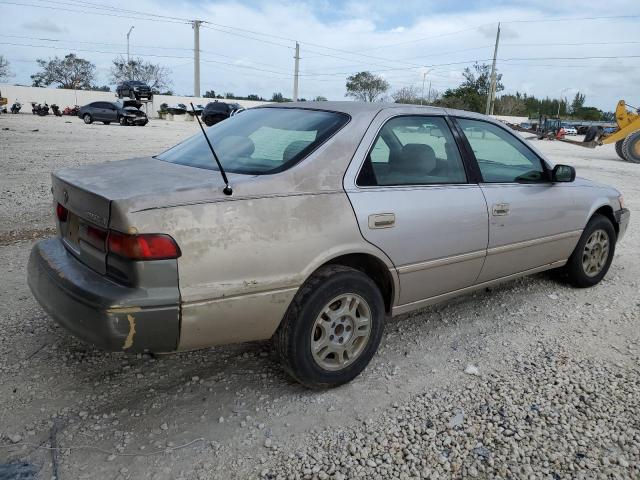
(615, 208, 630, 241)
(27, 238, 180, 353)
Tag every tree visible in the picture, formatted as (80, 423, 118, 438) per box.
(31, 54, 95, 89)
(92, 85, 111, 92)
(494, 93, 526, 116)
(570, 92, 585, 115)
(203, 90, 216, 98)
(345, 71, 390, 102)
(110, 56, 172, 93)
(0, 55, 12, 82)
(271, 92, 284, 102)
(224, 92, 235, 99)
(435, 63, 503, 113)
(391, 85, 421, 104)
(314, 95, 328, 102)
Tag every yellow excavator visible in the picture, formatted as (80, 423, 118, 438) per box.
(514, 100, 640, 163)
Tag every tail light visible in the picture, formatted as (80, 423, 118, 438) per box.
(107, 231, 181, 261)
(56, 203, 68, 222)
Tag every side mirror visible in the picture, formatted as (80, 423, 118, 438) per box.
(552, 164, 575, 183)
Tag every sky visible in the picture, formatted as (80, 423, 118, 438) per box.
(1, 0, 639, 111)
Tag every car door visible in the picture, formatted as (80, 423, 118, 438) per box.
(344, 111, 489, 309)
(92, 102, 108, 121)
(454, 117, 585, 282)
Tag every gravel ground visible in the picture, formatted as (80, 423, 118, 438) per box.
(0, 113, 638, 479)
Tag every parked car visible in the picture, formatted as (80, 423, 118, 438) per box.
(28, 102, 629, 388)
(78, 100, 148, 126)
(116, 80, 152, 100)
(201, 101, 244, 126)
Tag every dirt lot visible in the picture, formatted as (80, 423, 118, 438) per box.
(0, 113, 638, 480)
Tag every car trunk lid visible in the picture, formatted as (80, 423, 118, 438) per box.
(52, 157, 250, 275)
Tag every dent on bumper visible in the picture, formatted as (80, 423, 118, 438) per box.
(27, 238, 180, 353)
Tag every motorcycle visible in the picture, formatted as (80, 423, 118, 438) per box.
(62, 105, 79, 116)
(51, 104, 62, 117)
(31, 102, 50, 116)
(10, 101, 21, 114)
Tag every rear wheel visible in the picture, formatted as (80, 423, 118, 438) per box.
(274, 265, 385, 388)
(83, 113, 92, 124)
(614, 139, 626, 160)
(621, 130, 640, 163)
(562, 214, 616, 288)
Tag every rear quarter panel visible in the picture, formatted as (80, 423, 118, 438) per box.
(126, 192, 397, 349)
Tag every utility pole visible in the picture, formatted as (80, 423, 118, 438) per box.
(293, 42, 300, 102)
(126, 26, 134, 78)
(427, 81, 432, 104)
(193, 20, 202, 97)
(485, 22, 500, 116)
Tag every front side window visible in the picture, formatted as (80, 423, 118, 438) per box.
(457, 118, 546, 183)
(357, 116, 467, 186)
(157, 108, 349, 175)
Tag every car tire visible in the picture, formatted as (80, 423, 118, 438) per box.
(615, 140, 626, 160)
(621, 130, 640, 163)
(274, 265, 385, 388)
(119, 116, 127, 126)
(139, 120, 148, 126)
(562, 214, 616, 288)
(83, 114, 92, 124)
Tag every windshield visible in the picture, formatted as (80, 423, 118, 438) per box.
(156, 108, 349, 175)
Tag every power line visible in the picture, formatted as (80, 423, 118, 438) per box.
(0, 1, 190, 23)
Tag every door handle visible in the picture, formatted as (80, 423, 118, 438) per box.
(492, 203, 510, 216)
(368, 213, 395, 229)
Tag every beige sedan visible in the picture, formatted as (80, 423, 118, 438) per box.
(28, 102, 629, 387)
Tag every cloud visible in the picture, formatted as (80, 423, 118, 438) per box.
(3, 0, 638, 110)
(22, 17, 69, 33)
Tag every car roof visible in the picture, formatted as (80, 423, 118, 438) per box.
(259, 101, 496, 123)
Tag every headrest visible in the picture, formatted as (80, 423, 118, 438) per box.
(391, 143, 437, 174)
(283, 140, 312, 162)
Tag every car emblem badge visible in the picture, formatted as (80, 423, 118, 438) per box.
(63, 189, 69, 204)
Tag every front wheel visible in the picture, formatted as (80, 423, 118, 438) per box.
(119, 116, 127, 126)
(274, 265, 385, 388)
(83, 114, 92, 124)
(621, 130, 640, 163)
(562, 214, 616, 288)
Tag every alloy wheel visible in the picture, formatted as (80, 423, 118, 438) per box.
(582, 229, 610, 277)
(311, 294, 372, 371)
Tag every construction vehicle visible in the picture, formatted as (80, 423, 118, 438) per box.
(513, 100, 640, 163)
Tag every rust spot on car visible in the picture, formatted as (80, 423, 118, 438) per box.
(123, 314, 136, 350)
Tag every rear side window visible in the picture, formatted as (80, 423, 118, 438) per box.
(357, 116, 467, 186)
(457, 118, 546, 183)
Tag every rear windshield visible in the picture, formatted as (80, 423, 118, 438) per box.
(156, 108, 349, 175)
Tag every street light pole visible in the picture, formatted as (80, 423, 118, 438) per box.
(558, 88, 570, 117)
(126, 26, 134, 79)
(420, 68, 432, 105)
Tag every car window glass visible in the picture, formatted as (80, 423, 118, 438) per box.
(249, 127, 317, 163)
(357, 116, 467, 186)
(157, 108, 349, 175)
(457, 118, 546, 183)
